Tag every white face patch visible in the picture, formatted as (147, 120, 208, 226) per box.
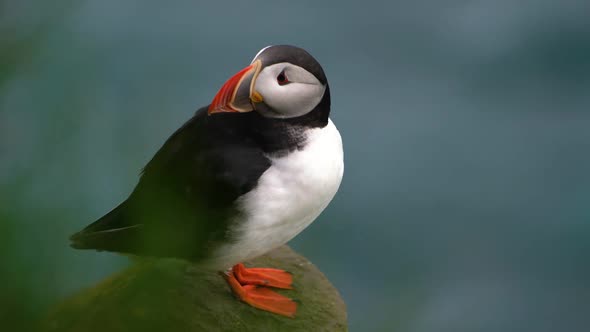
(253, 62, 326, 118)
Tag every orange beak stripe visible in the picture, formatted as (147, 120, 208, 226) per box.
(208, 64, 256, 115)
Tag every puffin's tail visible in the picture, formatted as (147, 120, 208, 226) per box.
(70, 200, 140, 252)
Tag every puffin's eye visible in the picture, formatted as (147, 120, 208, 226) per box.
(277, 70, 289, 85)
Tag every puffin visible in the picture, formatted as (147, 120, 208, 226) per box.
(70, 45, 344, 318)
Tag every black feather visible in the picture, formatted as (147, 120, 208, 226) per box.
(70, 107, 271, 259)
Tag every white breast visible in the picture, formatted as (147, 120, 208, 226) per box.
(212, 119, 343, 268)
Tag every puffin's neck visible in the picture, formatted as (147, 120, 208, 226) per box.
(248, 85, 331, 155)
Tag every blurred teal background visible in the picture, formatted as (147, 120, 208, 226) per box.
(2, 1, 590, 331)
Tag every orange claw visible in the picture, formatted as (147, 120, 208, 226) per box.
(232, 263, 293, 289)
(225, 268, 297, 318)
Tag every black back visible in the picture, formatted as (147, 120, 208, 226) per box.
(71, 108, 271, 259)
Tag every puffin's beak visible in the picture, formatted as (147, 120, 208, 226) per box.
(208, 60, 263, 115)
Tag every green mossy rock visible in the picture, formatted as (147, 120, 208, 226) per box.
(43, 246, 347, 331)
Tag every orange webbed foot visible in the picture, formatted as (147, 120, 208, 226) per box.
(224, 263, 297, 318)
(232, 263, 293, 289)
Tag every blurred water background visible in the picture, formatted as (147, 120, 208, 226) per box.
(1, 1, 590, 331)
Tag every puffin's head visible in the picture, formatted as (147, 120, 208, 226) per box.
(208, 45, 328, 119)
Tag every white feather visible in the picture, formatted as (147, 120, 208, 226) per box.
(254, 63, 326, 118)
(211, 119, 343, 268)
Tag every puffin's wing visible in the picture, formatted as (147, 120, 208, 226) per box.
(70, 107, 271, 258)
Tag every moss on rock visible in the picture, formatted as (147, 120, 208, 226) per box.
(43, 246, 347, 331)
